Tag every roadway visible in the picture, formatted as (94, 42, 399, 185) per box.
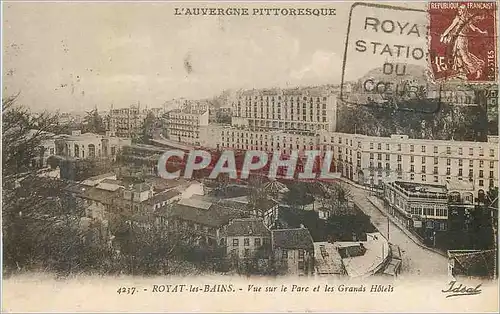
(349, 185, 449, 278)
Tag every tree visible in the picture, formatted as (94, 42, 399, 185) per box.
(247, 174, 269, 213)
(323, 182, 353, 214)
(210, 173, 230, 198)
(2, 94, 59, 177)
(215, 111, 231, 124)
(2, 95, 110, 275)
(3, 95, 59, 271)
(137, 111, 157, 144)
(114, 221, 206, 276)
(283, 182, 314, 210)
(82, 108, 105, 134)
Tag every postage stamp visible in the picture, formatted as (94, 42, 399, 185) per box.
(428, 2, 497, 82)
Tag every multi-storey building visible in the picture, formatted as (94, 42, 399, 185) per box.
(320, 133, 498, 199)
(221, 218, 271, 260)
(199, 125, 498, 198)
(169, 85, 498, 199)
(108, 104, 148, 138)
(155, 197, 248, 246)
(383, 181, 449, 245)
(271, 227, 315, 276)
(199, 125, 319, 153)
(231, 87, 337, 133)
(164, 108, 209, 145)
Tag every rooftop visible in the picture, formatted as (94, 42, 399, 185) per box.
(177, 198, 213, 210)
(82, 173, 117, 186)
(337, 244, 367, 258)
(100, 179, 123, 185)
(335, 232, 389, 278)
(314, 242, 344, 275)
(159, 202, 247, 228)
(81, 186, 120, 205)
(448, 250, 496, 278)
(446, 180, 474, 192)
(222, 218, 270, 237)
(144, 189, 181, 205)
(129, 183, 152, 193)
(272, 227, 314, 251)
(392, 181, 447, 194)
(96, 179, 124, 192)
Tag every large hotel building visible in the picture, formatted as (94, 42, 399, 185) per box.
(164, 107, 209, 145)
(231, 88, 337, 133)
(163, 87, 498, 200)
(108, 104, 148, 138)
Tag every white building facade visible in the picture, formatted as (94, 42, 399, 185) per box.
(198, 125, 498, 198)
(231, 88, 337, 133)
(55, 130, 131, 160)
(164, 109, 209, 145)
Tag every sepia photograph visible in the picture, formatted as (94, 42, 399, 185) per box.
(1, 0, 499, 312)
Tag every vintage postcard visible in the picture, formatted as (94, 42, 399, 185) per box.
(1, 0, 499, 313)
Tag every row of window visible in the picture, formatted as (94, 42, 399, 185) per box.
(217, 140, 496, 168)
(240, 96, 328, 101)
(241, 105, 327, 112)
(405, 174, 494, 187)
(232, 237, 269, 246)
(368, 142, 495, 157)
(408, 165, 493, 178)
(327, 137, 495, 158)
(168, 116, 202, 121)
(282, 249, 305, 259)
(239, 114, 328, 122)
(219, 136, 495, 158)
(221, 132, 315, 142)
(408, 207, 448, 217)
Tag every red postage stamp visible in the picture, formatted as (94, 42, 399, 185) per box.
(429, 2, 497, 82)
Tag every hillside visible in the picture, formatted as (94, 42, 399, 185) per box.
(337, 65, 492, 141)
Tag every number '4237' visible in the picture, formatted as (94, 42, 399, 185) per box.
(117, 287, 136, 295)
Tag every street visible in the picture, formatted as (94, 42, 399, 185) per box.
(349, 185, 449, 278)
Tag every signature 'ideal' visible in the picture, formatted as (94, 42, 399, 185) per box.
(442, 281, 482, 298)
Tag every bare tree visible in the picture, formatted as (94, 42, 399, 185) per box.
(2, 94, 60, 178)
(114, 220, 207, 275)
(322, 182, 353, 215)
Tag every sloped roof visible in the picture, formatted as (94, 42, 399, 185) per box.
(131, 183, 152, 193)
(158, 202, 247, 228)
(178, 198, 212, 210)
(222, 218, 270, 237)
(449, 250, 496, 277)
(144, 190, 181, 205)
(272, 228, 314, 251)
(338, 245, 367, 258)
(314, 242, 344, 275)
(264, 180, 289, 194)
(97, 179, 124, 192)
(81, 186, 120, 205)
(218, 197, 278, 213)
(101, 179, 123, 185)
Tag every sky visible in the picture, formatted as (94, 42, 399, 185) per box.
(2, 1, 425, 112)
